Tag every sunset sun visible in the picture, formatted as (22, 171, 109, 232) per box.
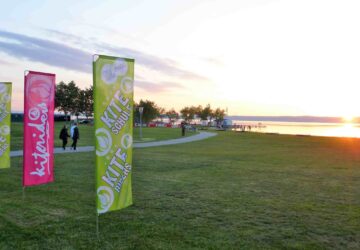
(343, 115, 354, 123)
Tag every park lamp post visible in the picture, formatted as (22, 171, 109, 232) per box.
(139, 107, 144, 140)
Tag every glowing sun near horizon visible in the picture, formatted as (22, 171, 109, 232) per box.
(343, 115, 354, 123)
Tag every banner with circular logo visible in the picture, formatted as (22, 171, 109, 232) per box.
(0, 82, 12, 169)
(93, 55, 134, 214)
(23, 71, 55, 186)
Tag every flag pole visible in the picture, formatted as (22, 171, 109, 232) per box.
(96, 213, 100, 239)
(22, 71, 28, 201)
(94, 54, 100, 241)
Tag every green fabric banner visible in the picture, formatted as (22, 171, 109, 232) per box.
(0, 82, 11, 169)
(93, 55, 134, 214)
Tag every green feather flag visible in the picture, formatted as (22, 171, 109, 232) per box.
(93, 55, 134, 214)
(0, 82, 12, 169)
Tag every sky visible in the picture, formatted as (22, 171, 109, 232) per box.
(0, 0, 359, 117)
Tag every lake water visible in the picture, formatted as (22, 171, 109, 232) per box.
(231, 120, 360, 138)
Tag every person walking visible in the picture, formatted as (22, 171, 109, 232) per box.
(70, 122, 74, 138)
(181, 121, 186, 136)
(71, 123, 80, 151)
(59, 125, 70, 150)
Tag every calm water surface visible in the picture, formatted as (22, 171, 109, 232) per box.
(231, 121, 360, 138)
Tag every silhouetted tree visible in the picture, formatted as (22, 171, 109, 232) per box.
(83, 86, 93, 120)
(180, 106, 193, 122)
(199, 104, 212, 121)
(166, 108, 179, 124)
(55, 81, 80, 123)
(213, 108, 226, 125)
(135, 99, 161, 124)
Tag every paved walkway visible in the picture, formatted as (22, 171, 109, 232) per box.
(10, 131, 217, 157)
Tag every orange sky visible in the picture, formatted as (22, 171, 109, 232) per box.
(0, 0, 360, 117)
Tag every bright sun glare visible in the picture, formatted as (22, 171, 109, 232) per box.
(343, 116, 353, 123)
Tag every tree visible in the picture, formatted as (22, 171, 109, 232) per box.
(181, 105, 202, 123)
(75, 89, 85, 121)
(188, 106, 199, 122)
(133, 101, 139, 124)
(199, 104, 212, 121)
(180, 106, 193, 122)
(55, 81, 80, 123)
(158, 107, 166, 122)
(135, 99, 161, 124)
(194, 105, 203, 119)
(83, 86, 93, 120)
(166, 108, 179, 124)
(213, 107, 226, 125)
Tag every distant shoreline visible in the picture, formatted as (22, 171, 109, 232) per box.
(227, 115, 360, 124)
(230, 120, 360, 139)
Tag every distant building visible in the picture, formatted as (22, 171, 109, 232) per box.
(11, 113, 23, 122)
(222, 119, 232, 129)
(54, 114, 71, 121)
(11, 113, 70, 122)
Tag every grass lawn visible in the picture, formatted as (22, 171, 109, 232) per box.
(1, 132, 359, 249)
(10, 122, 197, 150)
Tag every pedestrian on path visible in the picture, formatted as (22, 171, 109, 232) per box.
(10, 132, 216, 157)
(181, 121, 186, 136)
(71, 123, 80, 151)
(59, 125, 70, 150)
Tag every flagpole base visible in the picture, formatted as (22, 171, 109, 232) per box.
(96, 213, 99, 240)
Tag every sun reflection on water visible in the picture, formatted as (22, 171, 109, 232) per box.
(323, 123, 360, 138)
(235, 120, 360, 138)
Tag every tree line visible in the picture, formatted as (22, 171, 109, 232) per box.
(55, 81, 93, 121)
(134, 102, 226, 125)
(55, 81, 226, 124)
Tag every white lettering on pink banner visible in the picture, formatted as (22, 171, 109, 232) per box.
(23, 71, 55, 186)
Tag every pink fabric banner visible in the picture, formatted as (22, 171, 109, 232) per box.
(23, 71, 55, 186)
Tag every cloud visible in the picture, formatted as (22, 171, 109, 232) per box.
(44, 29, 206, 80)
(202, 57, 223, 66)
(46, 29, 208, 81)
(0, 29, 208, 82)
(135, 79, 185, 93)
(99, 43, 208, 81)
(0, 30, 91, 73)
(44, 29, 94, 48)
(0, 58, 13, 66)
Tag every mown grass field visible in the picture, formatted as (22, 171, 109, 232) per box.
(10, 122, 196, 150)
(1, 131, 360, 249)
